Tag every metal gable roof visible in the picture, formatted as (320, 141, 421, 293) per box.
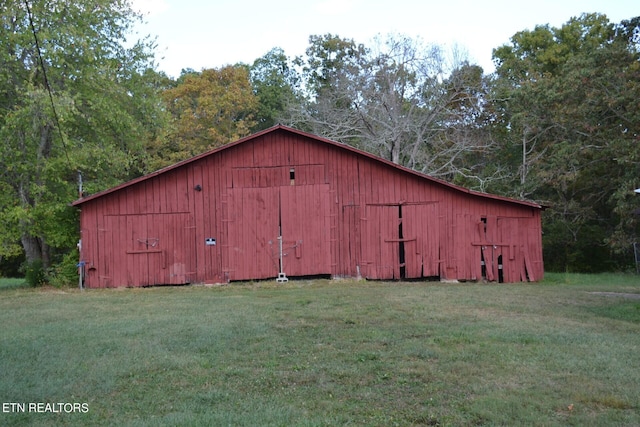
(72, 124, 542, 210)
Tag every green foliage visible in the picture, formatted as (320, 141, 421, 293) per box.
(298, 33, 367, 95)
(491, 13, 640, 272)
(157, 66, 258, 167)
(285, 33, 497, 179)
(47, 249, 80, 288)
(23, 259, 45, 287)
(250, 48, 301, 131)
(0, 0, 166, 270)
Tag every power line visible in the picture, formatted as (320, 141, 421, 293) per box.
(24, 0, 72, 169)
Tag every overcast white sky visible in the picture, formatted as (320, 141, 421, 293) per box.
(130, 0, 637, 77)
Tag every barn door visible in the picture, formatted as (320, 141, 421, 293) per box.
(497, 217, 540, 282)
(280, 184, 331, 277)
(362, 205, 400, 280)
(225, 187, 280, 281)
(402, 203, 440, 278)
(102, 214, 196, 287)
(362, 203, 439, 280)
(224, 184, 331, 281)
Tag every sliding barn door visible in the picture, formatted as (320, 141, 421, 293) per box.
(279, 184, 331, 277)
(362, 203, 440, 280)
(100, 213, 196, 287)
(225, 187, 280, 281)
(224, 184, 331, 281)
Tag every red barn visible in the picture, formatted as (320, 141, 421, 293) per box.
(72, 125, 543, 288)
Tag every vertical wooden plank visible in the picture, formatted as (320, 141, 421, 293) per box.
(119, 215, 132, 286)
(99, 215, 111, 288)
(126, 214, 139, 286)
(341, 205, 361, 277)
(485, 215, 498, 280)
(362, 205, 377, 279)
(189, 163, 203, 282)
(202, 161, 215, 282)
(211, 156, 224, 282)
(529, 211, 544, 281)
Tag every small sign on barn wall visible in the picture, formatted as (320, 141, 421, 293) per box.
(205, 238, 216, 246)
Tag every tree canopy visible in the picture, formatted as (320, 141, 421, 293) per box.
(0, 0, 165, 274)
(492, 13, 640, 271)
(156, 66, 258, 167)
(284, 34, 496, 183)
(1, 4, 638, 279)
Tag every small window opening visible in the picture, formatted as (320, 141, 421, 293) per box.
(289, 168, 295, 185)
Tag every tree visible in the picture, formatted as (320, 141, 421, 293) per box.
(492, 14, 640, 271)
(286, 34, 495, 181)
(0, 0, 165, 273)
(159, 66, 258, 165)
(249, 48, 301, 131)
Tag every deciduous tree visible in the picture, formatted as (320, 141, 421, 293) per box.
(159, 66, 258, 165)
(492, 13, 640, 271)
(0, 0, 164, 272)
(286, 34, 495, 181)
(249, 48, 301, 131)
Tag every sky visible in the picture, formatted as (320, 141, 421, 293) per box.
(129, 0, 637, 78)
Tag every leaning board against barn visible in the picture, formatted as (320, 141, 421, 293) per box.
(72, 125, 543, 288)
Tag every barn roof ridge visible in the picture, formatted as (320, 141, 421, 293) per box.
(71, 125, 542, 209)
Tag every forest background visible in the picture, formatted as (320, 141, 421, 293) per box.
(1, 0, 639, 284)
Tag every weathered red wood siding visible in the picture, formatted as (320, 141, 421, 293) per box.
(74, 126, 543, 288)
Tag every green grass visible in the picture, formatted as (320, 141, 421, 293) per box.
(0, 278, 27, 290)
(1, 273, 639, 426)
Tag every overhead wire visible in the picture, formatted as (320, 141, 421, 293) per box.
(24, 0, 73, 169)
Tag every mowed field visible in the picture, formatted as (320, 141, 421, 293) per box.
(1, 273, 639, 426)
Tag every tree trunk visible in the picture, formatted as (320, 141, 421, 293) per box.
(21, 234, 41, 264)
(20, 234, 50, 269)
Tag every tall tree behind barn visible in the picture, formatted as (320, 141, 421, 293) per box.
(72, 126, 543, 288)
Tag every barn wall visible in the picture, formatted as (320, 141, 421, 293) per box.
(77, 128, 543, 288)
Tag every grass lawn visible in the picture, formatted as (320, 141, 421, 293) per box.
(0, 278, 27, 290)
(0, 273, 639, 426)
